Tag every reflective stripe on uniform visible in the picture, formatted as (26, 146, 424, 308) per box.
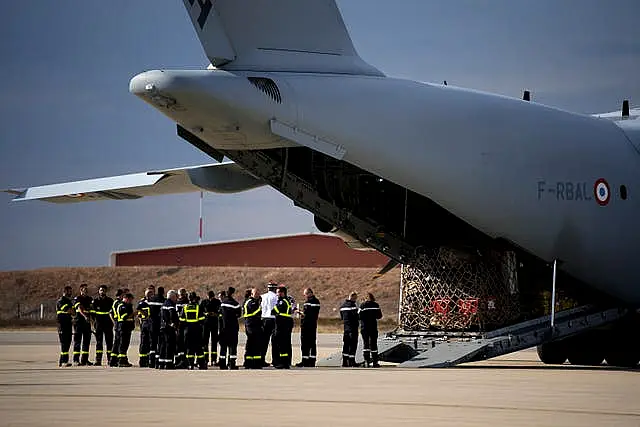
(182, 305, 205, 322)
(274, 299, 292, 317)
(243, 300, 261, 318)
(221, 303, 240, 309)
(340, 307, 357, 311)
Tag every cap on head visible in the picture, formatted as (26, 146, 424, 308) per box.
(189, 291, 198, 302)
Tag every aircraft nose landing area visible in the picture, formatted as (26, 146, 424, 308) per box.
(0, 332, 639, 427)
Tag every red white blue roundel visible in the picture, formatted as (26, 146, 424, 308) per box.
(594, 179, 610, 206)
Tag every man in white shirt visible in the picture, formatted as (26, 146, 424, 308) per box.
(260, 281, 278, 367)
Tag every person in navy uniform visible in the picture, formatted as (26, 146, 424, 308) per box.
(109, 288, 128, 367)
(296, 288, 321, 367)
(242, 288, 263, 369)
(200, 290, 221, 367)
(339, 292, 359, 367)
(56, 286, 74, 367)
(219, 287, 242, 370)
(272, 286, 294, 369)
(148, 286, 165, 369)
(175, 288, 189, 369)
(160, 290, 179, 370)
(92, 284, 114, 366)
(136, 289, 153, 367)
(359, 293, 383, 368)
(180, 292, 207, 370)
(72, 283, 93, 366)
(115, 293, 135, 367)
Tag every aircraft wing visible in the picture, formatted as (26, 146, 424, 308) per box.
(3, 162, 264, 204)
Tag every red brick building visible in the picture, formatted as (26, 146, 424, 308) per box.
(110, 233, 389, 268)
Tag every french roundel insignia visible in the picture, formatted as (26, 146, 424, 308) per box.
(594, 179, 610, 206)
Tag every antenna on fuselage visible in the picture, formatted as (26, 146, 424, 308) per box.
(523, 90, 531, 101)
(443, 80, 447, 86)
(622, 100, 630, 118)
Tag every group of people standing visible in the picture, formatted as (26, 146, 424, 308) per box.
(55, 281, 382, 369)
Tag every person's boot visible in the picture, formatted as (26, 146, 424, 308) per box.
(198, 356, 208, 370)
(122, 357, 133, 367)
(349, 357, 357, 367)
(309, 357, 316, 367)
(80, 352, 93, 366)
(342, 356, 350, 367)
(295, 359, 306, 368)
(109, 353, 118, 367)
(148, 354, 155, 369)
(95, 352, 102, 367)
(363, 350, 371, 368)
(175, 357, 187, 369)
(219, 358, 228, 370)
(372, 352, 380, 368)
(229, 358, 239, 370)
(139, 356, 148, 368)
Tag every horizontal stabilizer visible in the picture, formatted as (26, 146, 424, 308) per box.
(182, 0, 383, 76)
(4, 162, 264, 204)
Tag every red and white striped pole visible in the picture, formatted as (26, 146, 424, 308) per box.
(198, 191, 203, 243)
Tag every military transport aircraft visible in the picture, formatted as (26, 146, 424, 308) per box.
(5, 0, 640, 366)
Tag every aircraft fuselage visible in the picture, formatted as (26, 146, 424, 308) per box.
(130, 69, 640, 304)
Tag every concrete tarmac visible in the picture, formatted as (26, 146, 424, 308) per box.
(0, 331, 639, 426)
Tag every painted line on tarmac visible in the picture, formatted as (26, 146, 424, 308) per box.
(2, 392, 638, 419)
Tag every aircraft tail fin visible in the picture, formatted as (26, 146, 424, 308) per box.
(182, 0, 383, 76)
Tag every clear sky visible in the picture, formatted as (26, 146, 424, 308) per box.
(1, 0, 639, 271)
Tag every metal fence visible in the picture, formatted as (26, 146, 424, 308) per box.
(1, 300, 58, 321)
